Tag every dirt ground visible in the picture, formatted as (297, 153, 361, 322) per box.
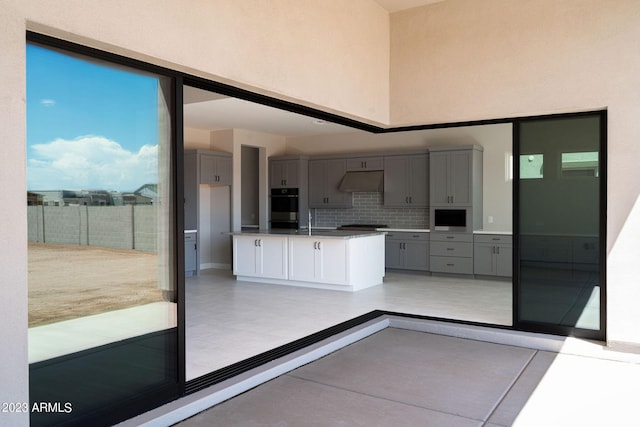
(28, 243, 164, 327)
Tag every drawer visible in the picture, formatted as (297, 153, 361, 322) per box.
(430, 232, 473, 243)
(474, 234, 512, 244)
(430, 256, 474, 274)
(385, 232, 429, 241)
(430, 241, 473, 257)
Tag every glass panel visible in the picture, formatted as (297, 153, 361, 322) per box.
(27, 43, 178, 426)
(518, 115, 601, 332)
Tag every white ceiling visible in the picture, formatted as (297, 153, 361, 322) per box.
(183, 1, 445, 138)
(183, 86, 359, 137)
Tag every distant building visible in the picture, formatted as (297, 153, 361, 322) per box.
(133, 183, 158, 204)
(29, 185, 157, 207)
(30, 190, 115, 206)
(27, 192, 43, 206)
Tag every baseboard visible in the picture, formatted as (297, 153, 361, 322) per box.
(200, 262, 231, 270)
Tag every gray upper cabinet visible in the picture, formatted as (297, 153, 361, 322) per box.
(383, 154, 429, 207)
(185, 149, 233, 231)
(346, 156, 384, 171)
(200, 153, 232, 186)
(270, 159, 300, 188)
(430, 149, 473, 206)
(309, 159, 352, 208)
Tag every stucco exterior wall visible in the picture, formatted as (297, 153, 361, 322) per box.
(21, 0, 391, 125)
(389, 0, 640, 346)
(3, 0, 640, 424)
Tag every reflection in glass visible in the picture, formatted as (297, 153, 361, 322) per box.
(518, 116, 602, 332)
(27, 43, 178, 426)
(561, 151, 599, 177)
(519, 154, 544, 179)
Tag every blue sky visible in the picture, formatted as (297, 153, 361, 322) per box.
(27, 44, 160, 192)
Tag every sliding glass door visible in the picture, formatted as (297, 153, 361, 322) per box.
(27, 41, 180, 426)
(515, 112, 606, 340)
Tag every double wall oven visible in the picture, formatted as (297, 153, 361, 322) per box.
(270, 188, 299, 229)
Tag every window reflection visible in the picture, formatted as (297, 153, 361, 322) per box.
(27, 42, 178, 426)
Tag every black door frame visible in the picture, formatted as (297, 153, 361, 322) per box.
(512, 110, 607, 342)
(26, 31, 608, 418)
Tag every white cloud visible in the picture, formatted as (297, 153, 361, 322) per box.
(28, 135, 158, 191)
(40, 99, 56, 107)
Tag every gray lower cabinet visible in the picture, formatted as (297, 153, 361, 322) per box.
(430, 232, 474, 274)
(473, 234, 512, 277)
(309, 159, 352, 208)
(184, 232, 197, 277)
(385, 232, 429, 271)
(383, 154, 429, 207)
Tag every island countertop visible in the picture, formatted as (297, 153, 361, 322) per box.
(231, 228, 386, 239)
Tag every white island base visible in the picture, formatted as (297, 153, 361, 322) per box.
(232, 231, 385, 292)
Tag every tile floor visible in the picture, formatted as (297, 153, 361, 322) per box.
(185, 268, 512, 379)
(176, 326, 640, 427)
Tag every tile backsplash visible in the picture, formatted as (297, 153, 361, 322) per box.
(312, 192, 428, 229)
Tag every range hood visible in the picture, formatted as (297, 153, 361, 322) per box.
(338, 171, 384, 192)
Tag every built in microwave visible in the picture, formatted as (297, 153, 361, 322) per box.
(434, 209, 467, 231)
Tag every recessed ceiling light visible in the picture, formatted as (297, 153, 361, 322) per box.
(312, 119, 326, 125)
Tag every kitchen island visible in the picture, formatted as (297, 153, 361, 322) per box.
(232, 229, 386, 291)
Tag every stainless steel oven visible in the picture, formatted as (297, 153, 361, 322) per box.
(270, 188, 299, 228)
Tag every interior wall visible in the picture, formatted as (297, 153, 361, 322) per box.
(389, 0, 640, 346)
(232, 129, 287, 231)
(184, 127, 211, 150)
(241, 146, 259, 227)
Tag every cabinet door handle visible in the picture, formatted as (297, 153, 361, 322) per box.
(254, 239, 258, 247)
(409, 196, 412, 203)
(496, 246, 500, 254)
(364, 161, 367, 168)
(446, 236, 454, 239)
(318, 241, 321, 250)
(446, 247, 454, 251)
(446, 263, 454, 267)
